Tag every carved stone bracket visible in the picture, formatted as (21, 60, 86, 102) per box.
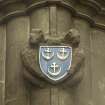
(21, 28, 85, 87)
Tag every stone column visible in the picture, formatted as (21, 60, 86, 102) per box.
(4, 2, 30, 105)
(0, 11, 6, 105)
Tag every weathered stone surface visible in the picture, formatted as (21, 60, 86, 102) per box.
(0, 25, 6, 105)
(5, 17, 29, 105)
(0, 0, 105, 105)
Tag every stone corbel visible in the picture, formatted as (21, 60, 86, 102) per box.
(21, 28, 85, 87)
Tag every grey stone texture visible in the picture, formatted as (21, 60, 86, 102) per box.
(0, 0, 105, 105)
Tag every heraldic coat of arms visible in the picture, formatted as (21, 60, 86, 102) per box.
(39, 46, 72, 81)
(21, 28, 85, 85)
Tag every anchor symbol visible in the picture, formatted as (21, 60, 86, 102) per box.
(57, 48, 69, 60)
(48, 62, 61, 76)
(42, 48, 54, 60)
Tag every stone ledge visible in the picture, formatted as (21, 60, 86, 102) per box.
(0, 0, 105, 30)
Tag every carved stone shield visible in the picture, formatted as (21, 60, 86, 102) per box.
(39, 46, 72, 81)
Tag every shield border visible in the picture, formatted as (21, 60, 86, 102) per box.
(39, 46, 72, 81)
